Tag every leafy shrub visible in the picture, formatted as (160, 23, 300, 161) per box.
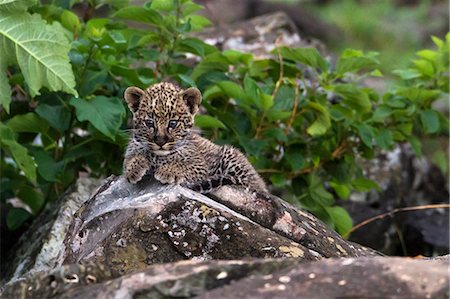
(0, 0, 448, 235)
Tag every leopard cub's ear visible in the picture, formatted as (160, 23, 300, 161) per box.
(124, 87, 144, 113)
(182, 87, 202, 115)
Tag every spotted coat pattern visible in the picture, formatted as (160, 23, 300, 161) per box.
(123, 82, 267, 193)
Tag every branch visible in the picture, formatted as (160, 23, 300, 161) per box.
(345, 204, 450, 238)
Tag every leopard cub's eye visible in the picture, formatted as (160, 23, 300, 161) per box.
(145, 119, 155, 128)
(168, 120, 178, 129)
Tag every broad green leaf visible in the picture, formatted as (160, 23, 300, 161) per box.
(285, 147, 306, 171)
(416, 49, 437, 62)
(270, 173, 287, 188)
(352, 177, 380, 192)
(371, 106, 392, 122)
(17, 185, 44, 214)
(407, 135, 422, 156)
(188, 15, 211, 31)
(356, 124, 373, 148)
(336, 49, 379, 74)
(61, 10, 80, 32)
(191, 52, 229, 80)
(308, 174, 334, 206)
(330, 182, 351, 200)
(34, 149, 64, 182)
(70, 96, 125, 140)
(413, 59, 434, 77)
(420, 109, 440, 134)
(35, 104, 71, 132)
(333, 84, 372, 113)
(113, 6, 163, 25)
(0, 65, 11, 112)
(176, 37, 217, 57)
(396, 87, 440, 103)
(7, 112, 48, 133)
(216, 81, 247, 103)
(150, 0, 174, 11)
(375, 128, 393, 150)
(0, 0, 36, 12)
(6, 208, 31, 230)
(278, 47, 328, 71)
(306, 102, 331, 136)
(195, 115, 226, 129)
(0, 122, 36, 182)
(182, 1, 203, 15)
(392, 69, 422, 80)
(0, 12, 77, 97)
(326, 206, 353, 236)
(177, 74, 196, 87)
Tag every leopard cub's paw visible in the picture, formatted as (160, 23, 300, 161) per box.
(154, 167, 184, 185)
(124, 156, 149, 184)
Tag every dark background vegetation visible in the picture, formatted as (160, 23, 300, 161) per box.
(0, 0, 448, 270)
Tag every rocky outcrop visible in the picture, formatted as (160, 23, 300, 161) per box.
(2, 175, 448, 298)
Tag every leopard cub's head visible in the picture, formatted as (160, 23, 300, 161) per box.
(124, 82, 201, 155)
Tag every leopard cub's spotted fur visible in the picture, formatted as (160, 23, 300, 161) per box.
(123, 82, 267, 193)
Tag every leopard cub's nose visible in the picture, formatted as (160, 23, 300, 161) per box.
(155, 135, 167, 146)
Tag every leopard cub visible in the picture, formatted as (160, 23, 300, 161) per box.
(123, 82, 267, 193)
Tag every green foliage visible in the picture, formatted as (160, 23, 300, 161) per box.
(0, 0, 448, 237)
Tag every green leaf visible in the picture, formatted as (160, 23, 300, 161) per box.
(6, 208, 31, 230)
(270, 173, 287, 188)
(306, 102, 331, 136)
(182, 1, 203, 15)
(336, 49, 379, 74)
(375, 128, 393, 150)
(113, 6, 163, 24)
(396, 87, 440, 103)
(17, 185, 44, 214)
(333, 84, 372, 113)
(0, 12, 77, 97)
(356, 124, 373, 148)
(34, 149, 64, 182)
(407, 135, 422, 156)
(61, 10, 80, 32)
(188, 15, 211, 31)
(330, 182, 351, 200)
(149, 0, 174, 11)
(326, 206, 353, 236)
(35, 104, 71, 133)
(0, 122, 36, 182)
(420, 109, 440, 134)
(0, 65, 11, 113)
(7, 112, 49, 133)
(285, 147, 306, 171)
(278, 47, 328, 71)
(352, 177, 380, 192)
(191, 52, 229, 80)
(413, 59, 434, 77)
(195, 115, 226, 129)
(70, 96, 125, 140)
(0, 0, 36, 12)
(216, 81, 247, 103)
(371, 106, 392, 122)
(308, 174, 334, 206)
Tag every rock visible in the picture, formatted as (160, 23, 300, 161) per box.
(1, 178, 101, 284)
(198, 257, 450, 299)
(193, 11, 326, 60)
(59, 176, 377, 276)
(2, 256, 448, 298)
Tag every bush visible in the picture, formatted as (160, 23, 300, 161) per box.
(0, 0, 448, 235)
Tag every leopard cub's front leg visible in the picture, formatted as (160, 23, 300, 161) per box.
(124, 154, 150, 184)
